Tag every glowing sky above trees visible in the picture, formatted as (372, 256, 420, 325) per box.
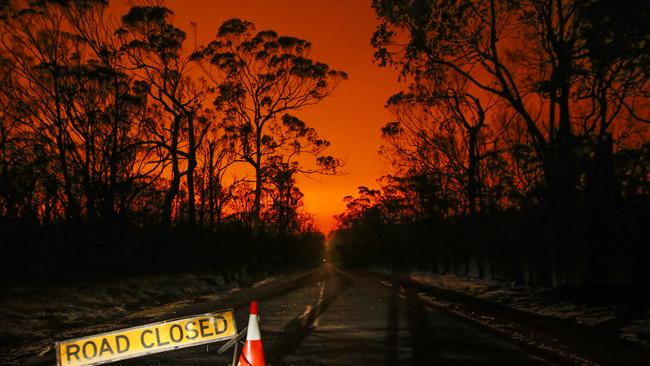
(112, 0, 403, 232)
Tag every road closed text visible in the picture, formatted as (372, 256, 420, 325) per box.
(56, 310, 236, 366)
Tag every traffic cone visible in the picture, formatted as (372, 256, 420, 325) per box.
(238, 301, 265, 366)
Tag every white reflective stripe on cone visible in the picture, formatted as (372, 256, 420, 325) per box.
(246, 314, 261, 340)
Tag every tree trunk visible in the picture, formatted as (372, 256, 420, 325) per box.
(83, 140, 96, 223)
(467, 128, 479, 220)
(253, 163, 262, 228)
(54, 73, 79, 221)
(208, 143, 215, 227)
(186, 112, 197, 227)
(162, 116, 182, 226)
(105, 78, 121, 222)
(253, 123, 263, 229)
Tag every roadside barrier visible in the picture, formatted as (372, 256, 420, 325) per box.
(55, 300, 268, 365)
(55, 310, 237, 366)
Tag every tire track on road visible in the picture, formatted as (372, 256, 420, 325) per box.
(266, 266, 352, 365)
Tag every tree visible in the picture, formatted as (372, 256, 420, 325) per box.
(263, 156, 304, 236)
(576, 0, 650, 215)
(197, 119, 240, 228)
(118, 5, 209, 226)
(0, 0, 83, 220)
(372, 0, 649, 217)
(382, 79, 503, 219)
(0, 0, 151, 222)
(370, 0, 650, 284)
(192, 19, 346, 227)
(63, 1, 156, 223)
(371, 0, 650, 280)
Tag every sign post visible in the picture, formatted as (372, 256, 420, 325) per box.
(56, 309, 237, 366)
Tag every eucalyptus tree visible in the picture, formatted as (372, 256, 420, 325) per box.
(372, 0, 650, 217)
(197, 119, 240, 228)
(0, 0, 83, 220)
(0, 0, 155, 223)
(118, 5, 209, 226)
(0, 55, 36, 219)
(576, 0, 650, 211)
(62, 0, 155, 222)
(382, 83, 498, 219)
(372, 0, 650, 285)
(263, 156, 304, 236)
(192, 18, 347, 227)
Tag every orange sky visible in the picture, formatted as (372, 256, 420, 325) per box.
(114, 0, 403, 232)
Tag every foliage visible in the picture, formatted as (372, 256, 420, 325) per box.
(0, 1, 335, 278)
(332, 0, 650, 286)
(192, 18, 347, 226)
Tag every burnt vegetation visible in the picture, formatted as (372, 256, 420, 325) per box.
(333, 0, 650, 287)
(1, 0, 649, 290)
(0, 0, 346, 280)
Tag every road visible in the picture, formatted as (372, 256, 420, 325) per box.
(113, 265, 548, 365)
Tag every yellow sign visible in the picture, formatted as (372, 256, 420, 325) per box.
(56, 310, 237, 366)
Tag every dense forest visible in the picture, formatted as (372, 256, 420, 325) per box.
(1, 0, 649, 287)
(332, 0, 650, 286)
(0, 0, 345, 280)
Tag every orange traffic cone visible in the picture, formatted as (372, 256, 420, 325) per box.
(238, 301, 265, 366)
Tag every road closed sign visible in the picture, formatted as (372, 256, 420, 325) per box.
(56, 309, 237, 366)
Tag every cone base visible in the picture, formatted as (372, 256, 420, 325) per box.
(238, 339, 265, 366)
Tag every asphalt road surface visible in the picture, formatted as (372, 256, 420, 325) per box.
(111, 265, 549, 365)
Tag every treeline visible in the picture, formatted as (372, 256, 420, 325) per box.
(332, 0, 650, 286)
(0, 0, 344, 279)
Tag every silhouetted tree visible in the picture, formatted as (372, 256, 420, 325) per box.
(61, 1, 149, 222)
(0, 0, 150, 222)
(263, 157, 304, 236)
(0, 0, 328, 281)
(1, 1, 83, 220)
(577, 0, 650, 216)
(382, 79, 503, 219)
(192, 18, 346, 228)
(118, 5, 209, 226)
(371, 0, 650, 284)
(197, 118, 240, 228)
(372, 0, 650, 222)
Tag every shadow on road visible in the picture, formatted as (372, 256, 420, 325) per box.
(404, 286, 444, 363)
(386, 266, 445, 365)
(267, 266, 352, 364)
(385, 280, 399, 366)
